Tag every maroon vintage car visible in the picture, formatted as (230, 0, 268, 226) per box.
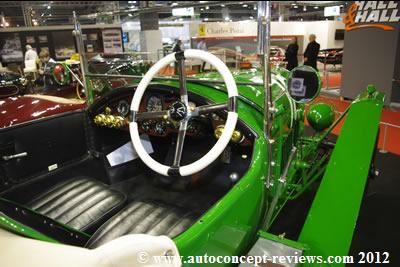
(0, 95, 86, 128)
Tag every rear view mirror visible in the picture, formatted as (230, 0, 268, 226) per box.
(287, 65, 321, 103)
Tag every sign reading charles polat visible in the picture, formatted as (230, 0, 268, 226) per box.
(198, 21, 257, 38)
(344, 1, 400, 31)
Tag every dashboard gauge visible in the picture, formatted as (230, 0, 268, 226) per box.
(187, 120, 198, 134)
(117, 100, 130, 117)
(155, 121, 167, 135)
(146, 96, 163, 112)
(141, 120, 152, 132)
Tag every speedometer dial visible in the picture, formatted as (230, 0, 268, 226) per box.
(146, 96, 163, 112)
(117, 100, 130, 117)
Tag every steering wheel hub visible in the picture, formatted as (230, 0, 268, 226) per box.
(169, 101, 187, 121)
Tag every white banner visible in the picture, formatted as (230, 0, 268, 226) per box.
(198, 21, 257, 38)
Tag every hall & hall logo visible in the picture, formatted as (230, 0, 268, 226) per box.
(343, 1, 400, 31)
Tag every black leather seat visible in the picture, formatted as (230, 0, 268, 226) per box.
(86, 200, 198, 248)
(27, 176, 126, 233)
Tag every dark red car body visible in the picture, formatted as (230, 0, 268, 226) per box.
(0, 95, 86, 128)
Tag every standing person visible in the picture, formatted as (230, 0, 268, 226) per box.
(285, 37, 299, 71)
(172, 39, 183, 75)
(24, 45, 38, 62)
(197, 39, 208, 72)
(172, 39, 182, 53)
(303, 34, 320, 70)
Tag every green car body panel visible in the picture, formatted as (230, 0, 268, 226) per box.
(299, 89, 384, 265)
(0, 67, 385, 267)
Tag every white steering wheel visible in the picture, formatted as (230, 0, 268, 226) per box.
(129, 49, 238, 176)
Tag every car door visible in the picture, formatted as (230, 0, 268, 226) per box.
(0, 109, 88, 192)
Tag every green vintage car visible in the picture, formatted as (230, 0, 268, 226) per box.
(0, 47, 383, 267)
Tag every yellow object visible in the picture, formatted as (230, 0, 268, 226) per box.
(94, 114, 107, 126)
(94, 114, 126, 129)
(231, 130, 243, 143)
(198, 24, 206, 37)
(70, 53, 80, 61)
(214, 125, 224, 139)
(214, 125, 243, 143)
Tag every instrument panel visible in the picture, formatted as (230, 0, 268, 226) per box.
(92, 89, 253, 146)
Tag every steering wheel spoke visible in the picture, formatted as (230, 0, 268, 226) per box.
(176, 52, 189, 106)
(172, 120, 188, 168)
(191, 102, 228, 117)
(135, 110, 169, 121)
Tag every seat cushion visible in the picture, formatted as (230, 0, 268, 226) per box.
(86, 200, 198, 248)
(27, 176, 126, 233)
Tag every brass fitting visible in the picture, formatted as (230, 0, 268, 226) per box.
(214, 125, 243, 143)
(104, 107, 112, 115)
(231, 130, 243, 143)
(94, 114, 107, 126)
(94, 114, 126, 129)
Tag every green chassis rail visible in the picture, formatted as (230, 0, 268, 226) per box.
(298, 88, 384, 265)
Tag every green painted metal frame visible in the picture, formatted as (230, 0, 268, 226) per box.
(298, 89, 384, 265)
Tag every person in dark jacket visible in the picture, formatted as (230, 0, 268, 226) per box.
(172, 39, 183, 75)
(172, 39, 182, 53)
(303, 34, 320, 70)
(285, 37, 299, 71)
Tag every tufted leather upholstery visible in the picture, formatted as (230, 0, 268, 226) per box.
(86, 200, 198, 248)
(27, 177, 126, 233)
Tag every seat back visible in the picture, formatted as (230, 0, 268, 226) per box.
(0, 197, 90, 246)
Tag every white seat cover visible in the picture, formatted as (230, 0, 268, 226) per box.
(0, 229, 181, 267)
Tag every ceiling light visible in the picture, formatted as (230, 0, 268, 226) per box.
(340, 4, 344, 7)
(128, 13, 133, 17)
(47, 5, 51, 9)
(303, 6, 307, 11)
(49, 14, 52, 16)
(205, 6, 209, 10)
(253, 6, 257, 10)
(171, 2, 178, 6)
(33, 21, 38, 26)
(5, 22, 9, 27)
(221, 4, 225, 7)
(41, 13, 44, 16)
(293, 5, 298, 9)
(314, 6, 319, 9)
(242, 4, 248, 7)
(204, 17, 209, 21)
(200, 8, 204, 11)
(224, 16, 229, 21)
